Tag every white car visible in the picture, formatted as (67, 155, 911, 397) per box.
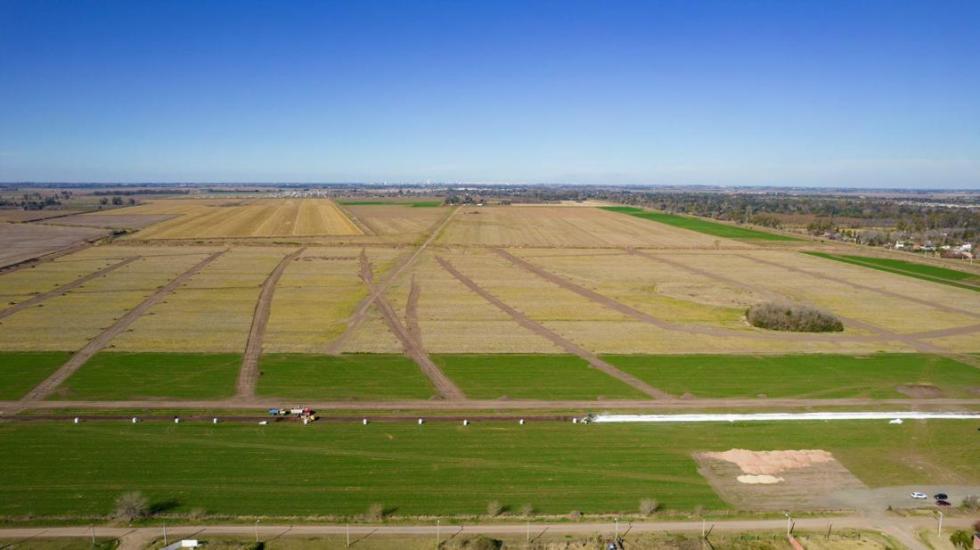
(910, 492, 928, 499)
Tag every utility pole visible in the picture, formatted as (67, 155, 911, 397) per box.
(436, 519, 440, 549)
(254, 519, 260, 543)
(163, 523, 168, 546)
(346, 524, 350, 548)
(90, 525, 95, 546)
(784, 512, 792, 536)
(936, 511, 944, 537)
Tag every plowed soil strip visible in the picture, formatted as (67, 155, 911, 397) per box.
(437, 255, 670, 400)
(360, 259, 464, 400)
(0, 256, 139, 320)
(744, 253, 980, 319)
(236, 247, 306, 397)
(18, 250, 227, 404)
(325, 207, 458, 354)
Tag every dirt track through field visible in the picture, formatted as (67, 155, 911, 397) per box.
(360, 254, 464, 400)
(236, 247, 306, 397)
(0, 256, 139, 320)
(437, 255, 671, 400)
(406, 275, 422, 344)
(325, 206, 458, 354)
(16, 250, 227, 406)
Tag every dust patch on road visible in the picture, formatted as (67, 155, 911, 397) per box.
(696, 449, 865, 510)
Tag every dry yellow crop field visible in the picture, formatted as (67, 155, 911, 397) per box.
(671, 252, 978, 336)
(334, 308, 403, 353)
(133, 198, 362, 239)
(344, 204, 447, 243)
(84, 198, 233, 216)
(0, 256, 118, 304)
(110, 247, 290, 352)
(263, 247, 404, 353)
(436, 206, 747, 248)
(0, 252, 211, 351)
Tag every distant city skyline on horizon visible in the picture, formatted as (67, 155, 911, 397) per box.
(2, 0, 978, 188)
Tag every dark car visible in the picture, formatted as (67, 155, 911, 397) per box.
(936, 500, 951, 506)
(934, 493, 949, 500)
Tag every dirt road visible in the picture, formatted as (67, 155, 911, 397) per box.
(0, 256, 139, 320)
(236, 247, 305, 397)
(325, 206, 458, 354)
(437, 255, 672, 400)
(0, 515, 969, 549)
(360, 255, 465, 400)
(15, 250, 226, 406)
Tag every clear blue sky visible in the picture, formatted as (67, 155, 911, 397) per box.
(1, 0, 978, 187)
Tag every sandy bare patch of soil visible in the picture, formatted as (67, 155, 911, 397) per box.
(895, 384, 945, 398)
(0, 222, 108, 269)
(696, 449, 865, 510)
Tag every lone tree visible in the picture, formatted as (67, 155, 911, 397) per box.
(113, 491, 149, 522)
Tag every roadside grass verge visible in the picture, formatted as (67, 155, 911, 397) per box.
(804, 252, 980, 292)
(433, 354, 651, 400)
(257, 353, 436, 400)
(0, 420, 974, 518)
(601, 206, 798, 241)
(0, 351, 71, 400)
(604, 353, 980, 399)
(53, 352, 240, 400)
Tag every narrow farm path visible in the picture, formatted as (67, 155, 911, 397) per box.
(325, 206, 458, 354)
(360, 254, 464, 400)
(236, 247, 306, 397)
(16, 250, 227, 405)
(0, 256, 139, 320)
(436, 255, 671, 400)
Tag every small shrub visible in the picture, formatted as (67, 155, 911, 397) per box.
(568, 510, 582, 521)
(187, 507, 207, 520)
(949, 530, 973, 550)
(746, 303, 843, 332)
(639, 498, 660, 515)
(960, 495, 979, 510)
(366, 502, 386, 520)
(113, 491, 149, 522)
(486, 500, 503, 517)
(519, 503, 534, 517)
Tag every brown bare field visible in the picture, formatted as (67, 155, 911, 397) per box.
(43, 213, 176, 229)
(132, 198, 362, 239)
(0, 222, 108, 268)
(436, 206, 748, 248)
(0, 250, 216, 351)
(109, 248, 289, 352)
(0, 209, 85, 222)
(344, 205, 447, 243)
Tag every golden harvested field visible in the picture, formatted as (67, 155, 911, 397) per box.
(264, 247, 405, 353)
(133, 198, 362, 239)
(344, 204, 447, 243)
(0, 251, 213, 351)
(109, 247, 289, 352)
(0, 256, 120, 305)
(436, 206, 748, 248)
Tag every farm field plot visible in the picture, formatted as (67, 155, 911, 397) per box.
(436, 206, 743, 248)
(0, 351, 71, 400)
(604, 353, 980, 399)
(343, 204, 447, 243)
(0, 209, 85, 222)
(602, 206, 798, 241)
(0, 222, 108, 268)
(805, 251, 980, 292)
(264, 247, 404, 353)
(134, 198, 362, 239)
(434, 354, 649, 399)
(109, 248, 288, 352)
(682, 252, 979, 335)
(0, 420, 974, 518)
(0, 256, 122, 306)
(53, 352, 240, 400)
(0, 252, 213, 351)
(257, 353, 436, 400)
(44, 212, 175, 230)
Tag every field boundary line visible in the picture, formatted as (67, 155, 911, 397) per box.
(325, 206, 459, 354)
(333, 201, 376, 235)
(15, 250, 227, 406)
(0, 256, 140, 320)
(436, 255, 670, 400)
(746, 253, 980, 319)
(236, 247, 306, 397)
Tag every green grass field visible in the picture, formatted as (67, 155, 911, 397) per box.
(805, 252, 980, 292)
(257, 354, 436, 400)
(0, 420, 974, 519)
(601, 206, 797, 241)
(54, 352, 240, 400)
(0, 351, 71, 400)
(604, 353, 980, 399)
(434, 354, 650, 400)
